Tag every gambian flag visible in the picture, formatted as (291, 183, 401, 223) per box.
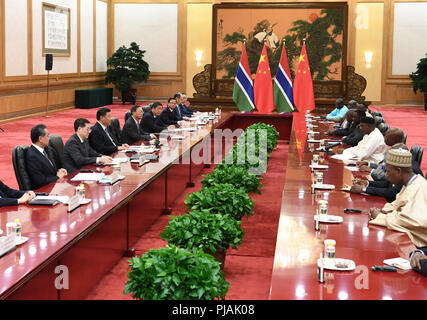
(232, 43, 255, 111)
(273, 43, 294, 112)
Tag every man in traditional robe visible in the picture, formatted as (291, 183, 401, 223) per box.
(368, 148, 427, 249)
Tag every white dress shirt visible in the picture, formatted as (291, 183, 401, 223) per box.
(343, 127, 387, 163)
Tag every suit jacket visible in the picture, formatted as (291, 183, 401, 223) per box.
(333, 122, 356, 136)
(0, 180, 25, 207)
(366, 161, 424, 202)
(179, 103, 194, 116)
(410, 247, 427, 277)
(140, 110, 168, 133)
(89, 122, 122, 155)
(26, 145, 59, 190)
(63, 134, 102, 173)
(175, 104, 183, 121)
(121, 117, 151, 145)
(156, 107, 179, 127)
(342, 124, 364, 146)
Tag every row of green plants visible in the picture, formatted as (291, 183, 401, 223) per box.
(222, 123, 280, 175)
(123, 123, 280, 300)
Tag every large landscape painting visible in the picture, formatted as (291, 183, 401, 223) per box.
(213, 3, 348, 85)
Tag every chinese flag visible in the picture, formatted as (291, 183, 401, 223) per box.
(254, 44, 275, 113)
(292, 43, 315, 160)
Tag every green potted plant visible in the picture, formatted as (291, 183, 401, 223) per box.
(409, 53, 427, 110)
(185, 183, 254, 220)
(161, 209, 244, 269)
(201, 164, 263, 194)
(123, 245, 229, 300)
(105, 42, 150, 104)
(222, 143, 268, 175)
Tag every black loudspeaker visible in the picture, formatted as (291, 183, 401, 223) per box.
(45, 54, 53, 71)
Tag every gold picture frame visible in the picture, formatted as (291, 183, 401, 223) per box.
(42, 2, 71, 56)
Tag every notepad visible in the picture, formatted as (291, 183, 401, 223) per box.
(344, 166, 360, 172)
(31, 195, 70, 204)
(28, 198, 59, 206)
(71, 173, 105, 181)
(111, 158, 129, 164)
(331, 154, 359, 161)
(383, 258, 411, 270)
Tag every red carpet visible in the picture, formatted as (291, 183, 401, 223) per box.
(85, 141, 290, 300)
(370, 106, 427, 173)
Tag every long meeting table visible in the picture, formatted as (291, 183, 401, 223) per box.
(0, 111, 293, 300)
(269, 117, 427, 299)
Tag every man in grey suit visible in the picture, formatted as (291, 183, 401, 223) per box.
(63, 118, 113, 173)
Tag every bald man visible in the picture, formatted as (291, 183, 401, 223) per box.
(358, 127, 405, 179)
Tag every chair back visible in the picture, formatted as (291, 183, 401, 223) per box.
(124, 111, 131, 123)
(109, 117, 122, 144)
(48, 134, 64, 168)
(374, 116, 385, 126)
(12, 145, 33, 190)
(402, 133, 407, 144)
(142, 105, 151, 113)
(379, 123, 389, 135)
(410, 145, 424, 168)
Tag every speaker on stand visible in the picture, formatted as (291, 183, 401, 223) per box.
(44, 54, 53, 117)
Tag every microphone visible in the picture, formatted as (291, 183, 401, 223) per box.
(325, 142, 342, 150)
(324, 142, 341, 155)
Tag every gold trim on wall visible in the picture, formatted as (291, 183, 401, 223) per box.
(386, 0, 427, 80)
(77, 0, 81, 74)
(28, 0, 33, 77)
(93, 0, 97, 73)
(1, 0, 5, 81)
(111, 0, 183, 77)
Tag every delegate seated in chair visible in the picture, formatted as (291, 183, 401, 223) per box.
(26, 124, 67, 190)
(89, 107, 129, 155)
(121, 105, 156, 145)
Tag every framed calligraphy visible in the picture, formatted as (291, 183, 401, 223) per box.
(42, 2, 71, 56)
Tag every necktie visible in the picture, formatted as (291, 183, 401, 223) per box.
(43, 150, 54, 168)
(135, 118, 141, 134)
(176, 105, 182, 118)
(105, 128, 117, 147)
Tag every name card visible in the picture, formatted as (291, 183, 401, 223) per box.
(0, 233, 17, 258)
(68, 194, 81, 212)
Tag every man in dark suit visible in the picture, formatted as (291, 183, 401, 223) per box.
(0, 180, 35, 207)
(155, 98, 180, 128)
(177, 92, 195, 116)
(410, 247, 427, 277)
(89, 107, 129, 155)
(63, 118, 113, 173)
(351, 143, 423, 202)
(341, 109, 365, 146)
(122, 105, 156, 145)
(140, 102, 170, 133)
(26, 124, 67, 190)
